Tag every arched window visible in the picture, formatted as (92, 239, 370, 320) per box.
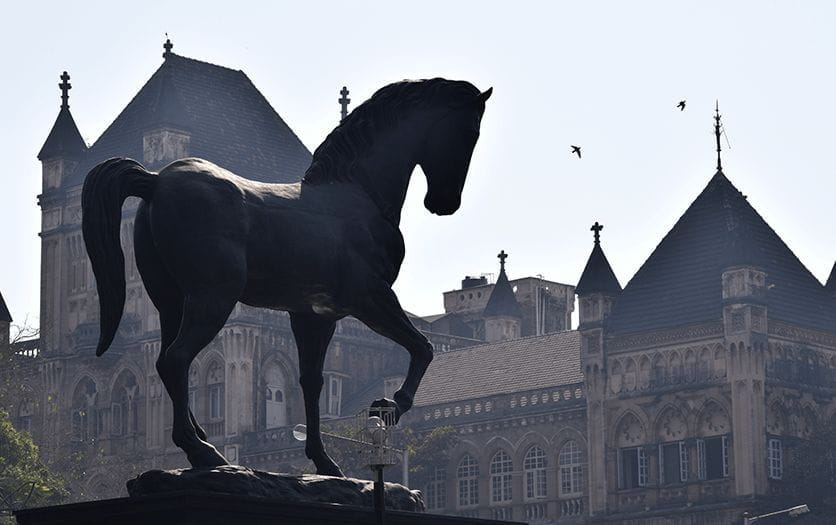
(457, 454, 479, 508)
(559, 440, 584, 495)
(264, 362, 288, 429)
(71, 378, 97, 442)
(425, 466, 446, 511)
(490, 450, 513, 504)
(523, 445, 547, 500)
(111, 370, 139, 437)
(207, 361, 225, 423)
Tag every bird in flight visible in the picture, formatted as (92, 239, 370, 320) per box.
(677, 100, 686, 111)
(571, 145, 582, 159)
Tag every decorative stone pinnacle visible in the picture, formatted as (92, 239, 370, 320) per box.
(339, 86, 351, 123)
(59, 71, 71, 109)
(497, 250, 508, 271)
(591, 222, 603, 245)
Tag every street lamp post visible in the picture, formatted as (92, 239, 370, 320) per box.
(743, 504, 809, 524)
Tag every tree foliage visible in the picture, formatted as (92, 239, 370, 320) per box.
(0, 410, 67, 523)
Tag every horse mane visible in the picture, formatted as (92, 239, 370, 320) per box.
(303, 78, 480, 185)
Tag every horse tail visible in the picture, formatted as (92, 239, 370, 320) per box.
(81, 158, 157, 356)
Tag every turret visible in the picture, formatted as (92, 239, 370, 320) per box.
(576, 221, 620, 516)
(142, 38, 191, 167)
(38, 71, 87, 190)
(826, 262, 836, 298)
(482, 250, 523, 342)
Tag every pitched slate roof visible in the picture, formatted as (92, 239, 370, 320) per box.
(608, 170, 836, 335)
(414, 330, 581, 407)
(576, 242, 622, 296)
(66, 52, 312, 186)
(483, 265, 523, 318)
(0, 291, 12, 323)
(38, 106, 88, 161)
(826, 262, 836, 295)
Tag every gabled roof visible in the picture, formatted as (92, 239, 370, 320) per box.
(608, 171, 836, 334)
(483, 264, 523, 318)
(0, 291, 12, 323)
(826, 262, 836, 295)
(38, 106, 88, 160)
(66, 52, 312, 186)
(576, 242, 622, 296)
(414, 330, 581, 407)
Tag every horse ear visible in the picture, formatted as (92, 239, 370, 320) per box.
(477, 87, 493, 103)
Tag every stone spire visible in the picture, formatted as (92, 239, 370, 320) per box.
(483, 250, 523, 319)
(576, 222, 621, 296)
(38, 71, 87, 161)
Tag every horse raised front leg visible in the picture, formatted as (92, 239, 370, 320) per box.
(355, 287, 433, 424)
(290, 313, 342, 477)
(162, 291, 238, 468)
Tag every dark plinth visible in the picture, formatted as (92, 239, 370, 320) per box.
(126, 466, 422, 511)
(14, 491, 525, 525)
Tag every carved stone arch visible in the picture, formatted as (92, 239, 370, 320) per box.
(684, 348, 697, 382)
(638, 355, 651, 390)
(549, 425, 588, 452)
(451, 440, 482, 475)
(652, 353, 666, 386)
(69, 374, 98, 408)
(697, 347, 712, 379)
(668, 350, 683, 383)
(485, 435, 516, 457)
(695, 399, 731, 437)
(766, 401, 788, 435)
(514, 430, 550, 463)
(654, 404, 688, 442)
(624, 358, 637, 392)
(610, 359, 623, 394)
(108, 365, 143, 402)
(613, 409, 648, 447)
(713, 344, 727, 378)
(791, 403, 818, 439)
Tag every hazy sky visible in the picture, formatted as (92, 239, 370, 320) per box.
(2, 1, 835, 327)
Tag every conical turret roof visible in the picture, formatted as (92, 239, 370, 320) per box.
(607, 170, 836, 334)
(483, 251, 523, 318)
(826, 262, 836, 295)
(0, 290, 11, 323)
(576, 225, 622, 296)
(38, 107, 87, 160)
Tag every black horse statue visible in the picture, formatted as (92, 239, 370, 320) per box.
(81, 78, 491, 476)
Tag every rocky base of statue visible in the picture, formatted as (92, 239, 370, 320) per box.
(126, 464, 424, 511)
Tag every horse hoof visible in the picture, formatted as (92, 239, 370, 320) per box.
(371, 398, 401, 425)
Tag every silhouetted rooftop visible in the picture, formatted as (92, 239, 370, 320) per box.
(65, 51, 311, 186)
(39, 106, 88, 161)
(483, 251, 523, 318)
(576, 241, 622, 296)
(0, 291, 11, 323)
(826, 262, 836, 295)
(607, 170, 836, 335)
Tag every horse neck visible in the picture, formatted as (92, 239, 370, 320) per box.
(354, 115, 428, 225)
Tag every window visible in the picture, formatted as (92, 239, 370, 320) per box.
(697, 435, 729, 480)
(457, 454, 479, 507)
(425, 466, 446, 510)
(560, 440, 584, 494)
(659, 442, 688, 484)
(768, 438, 783, 480)
(207, 361, 225, 421)
(320, 374, 342, 418)
(618, 447, 647, 489)
(524, 446, 547, 499)
(490, 451, 513, 504)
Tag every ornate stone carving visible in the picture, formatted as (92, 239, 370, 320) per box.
(607, 322, 724, 352)
(699, 402, 729, 436)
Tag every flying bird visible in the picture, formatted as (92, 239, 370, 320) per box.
(677, 100, 686, 111)
(571, 145, 582, 159)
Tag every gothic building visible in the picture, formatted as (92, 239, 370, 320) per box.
(11, 40, 836, 525)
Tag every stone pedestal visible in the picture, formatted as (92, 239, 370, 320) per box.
(14, 491, 524, 525)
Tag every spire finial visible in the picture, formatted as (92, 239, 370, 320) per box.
(591, 222, 603, 245)
(163, 35, 174, 59)
(339, 86, 351, 123)
(497, 250, 508, 272)
(714, 100, 723, 172)
(59, 71, 71, 109)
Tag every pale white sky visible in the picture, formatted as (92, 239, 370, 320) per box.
(1, 1, 835, 326)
